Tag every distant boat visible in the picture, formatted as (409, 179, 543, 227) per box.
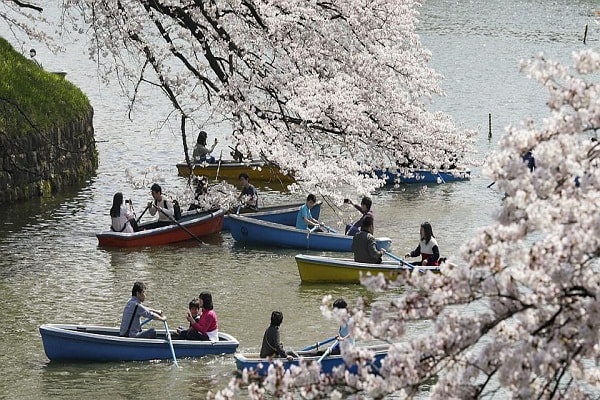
(222, 201, 321, 231)
(375, 167, 471, 184)
(234, 343, 389, 376)
(227, 215, 392, 252)
(176, 159, 295, 183)
(295, 254, 438, 283)
(96, 208, 224, 247)
(39, 324, 239, 362)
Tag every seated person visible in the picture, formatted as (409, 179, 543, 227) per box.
(296, 194, 321, 230)
(260, 311, 296, 361)
(405, 221, 440, 266)
(193, 130, 218, 163)
(176, 298, 201, 339)
(351, 216, 386, 264)
(182, 291, 219, 341)
(238, 173, 258, 209)
(120, 281, 166, 338)
(147, 183, 175, 228)
(330, 298, 354, 355)
(230, 144, 245, 163)
(110, 192, 135, 233)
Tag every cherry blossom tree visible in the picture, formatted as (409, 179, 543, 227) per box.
(56, 0, 474, 195)
(210, 50, 600, 399)
(0, 1, 53, 46)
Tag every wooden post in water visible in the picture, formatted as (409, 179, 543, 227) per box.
(583, 24, 588, 45)
(488, 113, 492, 139)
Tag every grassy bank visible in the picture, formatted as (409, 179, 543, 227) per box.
(0, 37, 90, 136)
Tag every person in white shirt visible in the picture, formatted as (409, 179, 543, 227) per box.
(110, 192, 134, 233)
(147, 183, 175, 228)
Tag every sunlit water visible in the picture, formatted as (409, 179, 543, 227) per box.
(0, 0, 597, 398)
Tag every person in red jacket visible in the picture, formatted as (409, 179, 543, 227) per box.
(183, 292, 219, 341)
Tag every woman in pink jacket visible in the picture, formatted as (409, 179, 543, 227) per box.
(185, 291, 219, 341)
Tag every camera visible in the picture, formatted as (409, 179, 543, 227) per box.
(125, 199, 131, 204)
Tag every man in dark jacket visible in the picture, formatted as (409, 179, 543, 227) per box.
(351, 216, 386, 263)
(260, 311, 294, 360)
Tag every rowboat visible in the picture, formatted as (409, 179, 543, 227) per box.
(227, 215, 392, 252)
(295, 254, 439, 283)
(176, 159, 295, 183)
(39, 323, 239, 362)
(96, 208, 224, 247)
(222, 201, 322, 231)
(234, 343, 388, 376)
(375, 167, 471, 184)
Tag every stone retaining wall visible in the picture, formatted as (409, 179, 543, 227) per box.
(0, 108, 98, 204)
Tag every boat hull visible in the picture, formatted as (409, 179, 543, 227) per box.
(234, 344, 388, 376)
(96, 208, 224, 247)
(375, 168, 471, 184)
(295, 254, 436, 283)
(222, 202, 321, 231)
(228, 215, 391, 252)
(39, 324, 239, 362)
(176, 160, 295, 183)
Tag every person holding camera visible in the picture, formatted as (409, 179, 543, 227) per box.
(193, 130, 218, 163)
(344, 196, 373, 236)
(110, 192, 135, 233)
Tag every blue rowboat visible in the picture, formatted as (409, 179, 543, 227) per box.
(39, 324, 239, 362)
(295, 254, 439, 283)
(227, 215, 392, 252)
(222, 201, 321, 231)
(375, 167, 471, 184)
(234, 343, 388, 376)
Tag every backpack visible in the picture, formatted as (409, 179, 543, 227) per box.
(173, 200, 182, 220)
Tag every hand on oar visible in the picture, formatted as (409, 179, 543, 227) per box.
(317, 340, 339, 363)
(385, 252, 415, 270)
(306, 224, 320, 238)
(320, 223, 338, 233)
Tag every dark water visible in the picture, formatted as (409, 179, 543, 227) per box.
(0, 1, 597, 398)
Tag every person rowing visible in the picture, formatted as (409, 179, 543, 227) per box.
(351, 216, 386, 263)
(147, 183, 175, 228)
(405, 221, 440, 266)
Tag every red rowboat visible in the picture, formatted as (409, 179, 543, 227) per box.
(96, 208, 224, 247)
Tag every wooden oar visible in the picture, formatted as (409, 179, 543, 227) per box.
(164, 320, 179, 367)
(300, 336, 337, 352)
(385, 252, 416, 271)
(317, 340, 339, 363)
(155, 206, 204, 245)
(135, 205, 150, 224)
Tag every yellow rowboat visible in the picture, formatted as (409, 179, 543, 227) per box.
(176, 160, 295, 183)
(295, 254, 439, 283)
